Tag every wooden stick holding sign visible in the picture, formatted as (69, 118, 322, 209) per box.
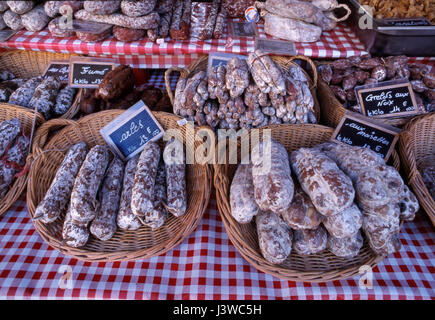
(69, 57, 115, 88)
(100, 100, 165, 161)
(331, 111, 401, 161)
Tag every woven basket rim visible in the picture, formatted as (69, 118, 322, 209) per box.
(26, 110, 213, 262)
(0, 104, 44, 216)
(213, 123, 391, 282)
(399, 112, 435, 226)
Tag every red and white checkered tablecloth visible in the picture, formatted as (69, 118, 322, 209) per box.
(0, 21, 368, 68)
(0, 194, 434, 300)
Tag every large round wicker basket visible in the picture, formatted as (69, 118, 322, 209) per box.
(399, 112, 435, 226)
(0, 104, 44, 216)
(26, 111, 212, 262)
(165, 54, 321, 124)
(0, 50, 81, 121)
(214, 124, 401, 282)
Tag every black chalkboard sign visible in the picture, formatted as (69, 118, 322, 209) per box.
(331, 112, 400, 160)
(69, 61, 114, 88)
(43, 61, 70, 83)
(230, 22, 257, 37)
(100, 100, 165, 160)
(356, 82, 419, 118)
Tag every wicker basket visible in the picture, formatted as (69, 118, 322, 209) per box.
(0, 50, 81, 121)
(214, 124, 402, 282)
(0, 104, 44, 216)
(165, 54, 321, 124)
(399, 112, 435, 226)
(317, 74, 424, 128)
(26, 111, 212, 262)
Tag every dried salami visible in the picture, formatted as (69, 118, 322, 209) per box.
(9, 77, 43, 108)
(117, 155, 142, 231)
(70, 145, 110, 224)
(83, 0, 120, 15)
(28, 76, 61, 119)
(34, 142, 88, 224)
(90, 157, 124, 241)
(121, 0, 157, 17)
(54, 87, 76, 116)
(0, 118, 20, 158)
(113, 26, 145, 42)
(131, 142, 161, 218)
(164, 137, 186, 217)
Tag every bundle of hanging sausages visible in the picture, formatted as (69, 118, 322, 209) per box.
(254, 0, 351, 42)
(230, 139, 419, 263)
(46, 0, 228, 42)
(79, 65, 171, 115)
(0, 118, 29, 200)
(318, 55, 435, 113)
(34, 138, 187, 248)
(173, 51, 317, 130)
(0, 70, 77, 120)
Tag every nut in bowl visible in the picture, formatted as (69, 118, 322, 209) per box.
(27, 111, 212, 262)
(214, 124, 416, 282)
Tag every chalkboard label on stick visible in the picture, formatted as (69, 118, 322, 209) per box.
(255, 37, 296, 56)
(69, 59, 115, 88)
(356, 80, 420, 119)
(331, 111, 400, 160)
(43, 60, 70, 83)
(100, 100, 165, 160)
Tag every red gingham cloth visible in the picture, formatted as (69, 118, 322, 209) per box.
(0, 21, 368, 68)
(0, 194, 434, 300)
(0, 71, 433, 300)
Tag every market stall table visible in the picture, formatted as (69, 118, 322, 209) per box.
(0, 22, 369, 68)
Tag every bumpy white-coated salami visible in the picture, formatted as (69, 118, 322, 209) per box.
(131, 142, 161, 218)
(213, 7, 226, 39)
(156, 0, 173, 14)
(83, 0, 120, 15)
(75, 9, 160, 29)
(21, 5, 50, 31)
(0, 13, 6, 30)
(70, 145, 109, 224)
(0, 70, 15, 81)
(158, 10, 171, 38)
(9, 77, 42, 108)
(90, 157, 124, 241)
(0, 118, 20, 158)
(117, 155, 142, 231)
(164, 138, 187, 217)
(28, 76, 61, 119)
(323, 203, 362, 239)
(0, 79, 24, 102)
(280, 186, 323, 230)
(54, 87, 76, 116)
(398, 185, 419, 222)
(292, 225, 328, 256)
(3, 9, 23, 30)
(7, 1, 34, 15)
(327, 230, 363, 258)
(256, 210, 292, 264)
(0, 135, 29, 198)
(290, 147, 355, 217)
(44, 1, 62, 17)
(34, 142, 88, 224)
(226, 57, 250, 98)
(62, 206, 89, 248)
(199, 0, 219, 40)
(121, 0, 157, 17)
(230, 164, 259, 224)
(0, 2, 8, 12)
(142, 161, 168, 229)
(252, 139, 294, 213)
